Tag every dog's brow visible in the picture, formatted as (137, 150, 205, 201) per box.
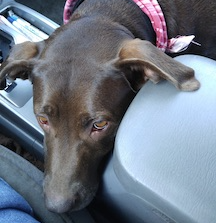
(42, 105, 57, 116)
(80, 114, 93, 127)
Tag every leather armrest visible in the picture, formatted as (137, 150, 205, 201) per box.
(114, 55, 216, 223)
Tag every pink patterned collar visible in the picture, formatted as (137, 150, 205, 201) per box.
(63, 0, 78, 24)
(63, 0, 197, 53)
(133, 0, 168, 51)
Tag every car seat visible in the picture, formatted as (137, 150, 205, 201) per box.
(0, 145, 95, 223)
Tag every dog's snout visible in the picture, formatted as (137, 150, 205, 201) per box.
(45, 193, 80, 213)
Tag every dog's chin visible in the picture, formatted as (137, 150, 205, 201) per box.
(44, 185, 98, 213)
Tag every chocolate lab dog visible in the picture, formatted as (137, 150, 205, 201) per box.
(0, 0, 215, 213)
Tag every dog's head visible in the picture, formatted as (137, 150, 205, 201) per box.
(0, 27, 199, 213)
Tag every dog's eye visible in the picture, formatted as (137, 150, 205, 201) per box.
(38, 116, 49, 125)
(37, 116, 50, 132)
(93, 121, 108, 130)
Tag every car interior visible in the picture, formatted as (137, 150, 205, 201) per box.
(0, 0, 216, 223)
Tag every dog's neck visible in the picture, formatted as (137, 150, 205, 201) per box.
(63, 0, 162, 45)
(64, 0, 156, 44)
(63, 0, 196, 53)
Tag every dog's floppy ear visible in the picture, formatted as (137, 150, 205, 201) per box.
(0, 41, 44, 89)
(115, 39, 200, 92)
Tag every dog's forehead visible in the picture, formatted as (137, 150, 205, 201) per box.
(33, 59, 126, 117)
(35, 56, 105, 89)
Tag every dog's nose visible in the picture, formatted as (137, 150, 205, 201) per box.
(45, 193, 80, 213)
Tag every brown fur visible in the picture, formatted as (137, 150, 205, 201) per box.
(0, 0, 215, 213)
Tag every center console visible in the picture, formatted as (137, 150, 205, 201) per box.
(0, 0, 59, 160)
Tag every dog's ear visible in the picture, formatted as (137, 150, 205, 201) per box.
(0, 41, 44, 89)
(115, 39, 200, 92)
